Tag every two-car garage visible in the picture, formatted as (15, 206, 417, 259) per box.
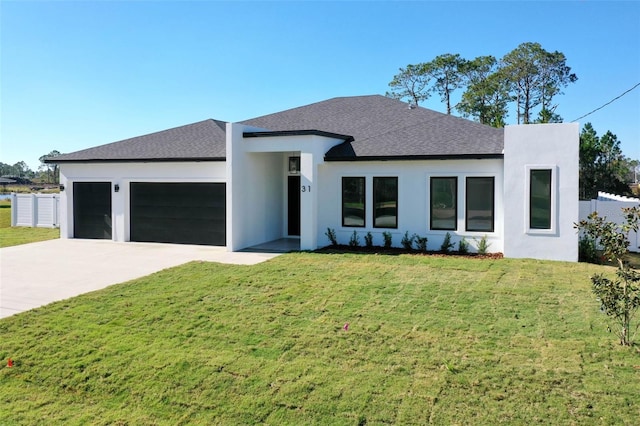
(72, 182, 226, 246)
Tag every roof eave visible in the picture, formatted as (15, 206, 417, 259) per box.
(324, 153, 504, 162)
(47, 157, 226, 164)
(244, 129, 354, 142)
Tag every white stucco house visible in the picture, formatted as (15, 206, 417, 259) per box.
(48, 95, 579, 261)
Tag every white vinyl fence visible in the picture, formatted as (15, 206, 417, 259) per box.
(10, 193, 60, 228)
(579, 192, 640, 253)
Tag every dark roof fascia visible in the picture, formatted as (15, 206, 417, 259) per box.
(46, 157, 226, 164)
(243, 129, 354, 142)
(324, 153, 504, 162)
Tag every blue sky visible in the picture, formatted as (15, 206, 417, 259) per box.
(2, 1, 639, 171)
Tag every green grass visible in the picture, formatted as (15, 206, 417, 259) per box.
(0, 200, 59, 247)
(1, 253, 639, 424)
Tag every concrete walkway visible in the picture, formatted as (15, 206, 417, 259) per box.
(0, 239, 280, 319)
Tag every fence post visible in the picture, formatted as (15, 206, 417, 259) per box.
(54, 194, 59, 227)
(31, 193, 37, 227)
(11, 193, 17, 227)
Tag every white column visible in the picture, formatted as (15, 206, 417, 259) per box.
(300, 151, 317, 250)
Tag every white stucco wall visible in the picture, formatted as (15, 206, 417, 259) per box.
(503, 123, 579, 262)
(59, 161, 226, 242)
(226, 123, 344, 251)
(317, 159, 505, 253)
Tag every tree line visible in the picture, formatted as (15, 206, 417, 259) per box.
(386, 42, 577, 126)
(579, 123, 638, 199)
(0, 150, 62, 184)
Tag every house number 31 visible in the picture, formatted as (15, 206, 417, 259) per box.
(301, 185, 311, 192)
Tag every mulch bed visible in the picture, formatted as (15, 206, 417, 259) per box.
(315, 245, 503, 259)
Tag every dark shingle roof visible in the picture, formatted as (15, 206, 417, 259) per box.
(51, 95, 504, 163)
(50, 119, 227, 163)
(241, 95, 504, 160)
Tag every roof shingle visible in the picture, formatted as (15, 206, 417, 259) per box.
(241, 95, 504, 159)
(51, 119, 227, 163)
(51, 95, 504, 163)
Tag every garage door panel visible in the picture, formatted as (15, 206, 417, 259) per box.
(130, 182, 225, 246)
(73, 182, 112, 239)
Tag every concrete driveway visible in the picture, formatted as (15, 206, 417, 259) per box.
(0, 239, 280, 319)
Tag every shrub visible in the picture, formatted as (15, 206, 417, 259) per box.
(575, 207, 640, 345)
(475, 235, 491, 255)
(458, 237, 469, 254)
(401, 231, 415, 250)
(578, 234, 599, 264)
(440, 232, 454, 253)
(414, 235, 428, 252)
(348, 230, 360, 247)
(364, 232, 373, 248)
(325, 228, 338, 246)
(382, 231, 393, 248)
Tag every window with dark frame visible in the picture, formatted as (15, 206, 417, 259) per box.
(530, 169, 552, 229)
(430, 177, 457, 230)
(465, 177, 494, 232)
(342, 177, 366, 227)
(373, 177, 398, 228)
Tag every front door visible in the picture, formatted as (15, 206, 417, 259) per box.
(288, 175, 300, 236)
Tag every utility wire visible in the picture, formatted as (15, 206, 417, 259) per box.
(571, 82, 640, 122)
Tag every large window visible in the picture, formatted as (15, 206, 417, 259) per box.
(373, 177, 398, 228)
(342, 177, 365, 227)
(530, 169, 552, 229)
(430, 177, 457, 230)
(465, 177, 494, 232)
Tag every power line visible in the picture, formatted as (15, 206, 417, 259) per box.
(571, 82, 640, 122)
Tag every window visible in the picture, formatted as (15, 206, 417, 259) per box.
(530, 169, 552, 229)
(465, 177, 494, 232)
(373, 177, 398, 228)
(342, 177, 365, 227)
(430, 177, 457, 230)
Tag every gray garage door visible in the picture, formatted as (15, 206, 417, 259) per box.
(73, 182, 112, 239)
(130, 182, 226, 246)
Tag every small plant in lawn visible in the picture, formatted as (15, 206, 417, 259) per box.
(575, 206, 640, 346)
(364, 231, 373, 248)
(414, 234, 428, 253)
(458, 237, 469, 254)
(440, 232, 454, 253)
(382, 231, 393, 248)
(475, 235, 491, 255)
(401, 231, 414, 251)
(325, 228, 338, 246)
(349, 230, 360, 247)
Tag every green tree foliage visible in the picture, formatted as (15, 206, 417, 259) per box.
(500, 42, 577, 124)
(385, 63, 431, 107)
(427, 53, 467, 115)
(38, 150, 62, 184)
(576, 207, 640, 345)
(457, 55, 510, 127)
(0, 161, 36, 179)
(579, 123, 632, 199)
(388, 43, 577, 127)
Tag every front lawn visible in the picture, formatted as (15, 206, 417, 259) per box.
(1, 253, 638, 424)
(0, 200, 59, 247)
